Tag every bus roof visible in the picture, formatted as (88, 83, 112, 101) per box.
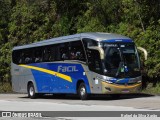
(13, 32, 131, 50)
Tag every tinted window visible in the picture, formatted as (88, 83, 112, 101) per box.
(54, 44, 61, 61)
(34, 47, 43, 63)
(87, 49, 102, 74)
(69, 40, 86, 62)
(49, 45, 56, 61)
(60, 42, 69, 60)
(12, 40, 87, 64)
(105, 47, 121, 70)
(13, 48, 34, 64)
(82, 38, 98, 50)
(12, 50, 22, 64)
(43, 45, 55, 62)
(102, 42, 141, 78)
(82, 38, 98, 63)
(24, 49, 33, 64)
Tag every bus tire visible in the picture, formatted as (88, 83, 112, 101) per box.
(28, 83, 37, 99)
(78, 83, 89, 100)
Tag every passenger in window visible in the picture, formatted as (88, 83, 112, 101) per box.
(24, 52, 32, 63)
(19, 59, 22, 64)
(70, 51, 76, 59)
(47, 50, 51, 61)
(62, 53, 68, 60)
(19, 53, 24, 64)
(76, 51, 84, 60)
(76, 51, 81, 59)
(35, 57, 40, 62)
(48, 50, 55, 61)
(25, 57, 31, 64)
(34, 51, 42, 63)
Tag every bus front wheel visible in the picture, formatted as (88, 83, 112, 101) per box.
(28, 83, 37, 99)
(78, 83, 89, 100)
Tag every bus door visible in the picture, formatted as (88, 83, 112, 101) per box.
(87, 49, 103, 93)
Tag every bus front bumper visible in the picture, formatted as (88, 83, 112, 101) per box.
(101, 81, 142, 94)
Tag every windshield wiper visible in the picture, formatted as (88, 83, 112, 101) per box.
(115, 61, 124, 77)
(115, 47, 125, 77)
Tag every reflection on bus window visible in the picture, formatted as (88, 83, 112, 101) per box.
(105, 47, 121, 70)
(34, 49, 42, 63)
(69, 40, 86, 61)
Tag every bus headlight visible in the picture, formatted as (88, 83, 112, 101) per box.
(129, 77, 142, 84)
(105, 80, 113, 84)
(96, 76, 113, 84)
(137, 80, 142, 83)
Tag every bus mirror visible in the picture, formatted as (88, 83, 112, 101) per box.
(137, 47, 148, 60)
(88, 46, 104, 59)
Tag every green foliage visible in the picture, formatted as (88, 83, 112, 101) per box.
(0, 82, 12, 93)
(0, 0, 160, 87)
(9, 0, 57, 45)
(142, 82, 160, 95)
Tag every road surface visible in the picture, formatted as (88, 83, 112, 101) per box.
(0, 93, 159, 120)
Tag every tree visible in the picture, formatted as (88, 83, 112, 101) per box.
(0, 0, 160, 87)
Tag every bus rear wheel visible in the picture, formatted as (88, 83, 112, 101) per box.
(28, 83, 37, 99)
(78, 83, 89, 100)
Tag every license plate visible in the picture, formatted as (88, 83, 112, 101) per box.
(122, 89, 130, 93)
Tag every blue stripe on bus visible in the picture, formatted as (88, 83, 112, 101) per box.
(102, 39, 133, 43)
(28, 63, 91, 94)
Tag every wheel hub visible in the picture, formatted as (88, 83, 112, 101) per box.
(29, 87, 34, 96)
(80, 87, 86, 96)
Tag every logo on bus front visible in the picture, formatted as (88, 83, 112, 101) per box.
(58, 65, 78, 72)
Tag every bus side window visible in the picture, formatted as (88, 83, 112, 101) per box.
(42, 45, 55, 62)
(82, 38, 98, 63)
(12, 50, 22, 64)
(49, 45, 55, 61)
(69, 40, 86, 62)
(87, 49, 102, 74)
(82, 39, 98, 50)
(60, 42, 69, 60)
(34, 48, 43, 63)
(54, 44, 61, 61)
(24, 49, 33, 64)
(17, 50, 25, 64)
(20, 50, 27, 64)
(43, 47, 51, 62)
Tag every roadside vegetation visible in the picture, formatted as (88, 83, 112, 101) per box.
(0, 82, 12, 93)
(0, 0, 160, 93)
(142, 82, 160, 95)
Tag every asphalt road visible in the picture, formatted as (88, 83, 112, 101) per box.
(0, 93, 159, 120)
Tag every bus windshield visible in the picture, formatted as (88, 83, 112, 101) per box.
(102, 42, 141, 78)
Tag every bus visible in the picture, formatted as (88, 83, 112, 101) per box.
(11, 32, 146, 100)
